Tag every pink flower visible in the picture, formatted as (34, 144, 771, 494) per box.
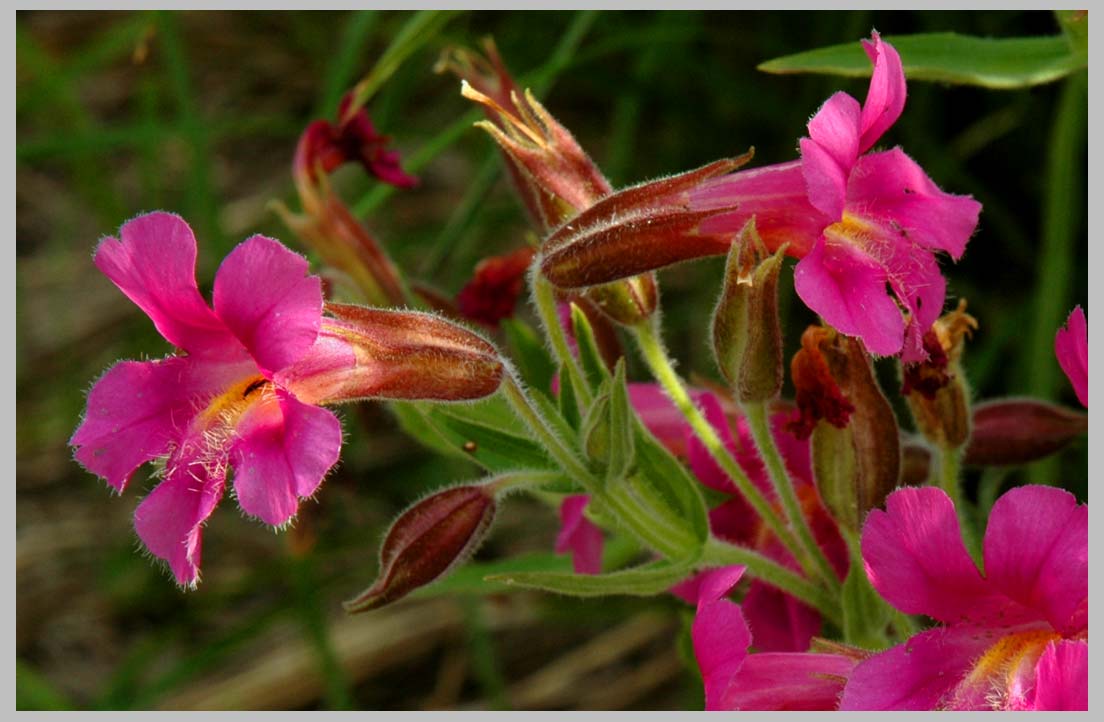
(554, 495, 603, 575)
(1056, 306, 1088, 407)
(690, 566, 859, 710)
(70, 212, 342, 587)
(679, 393, 849, 653)
(693, 32, 981, 361)
(841, 485, 1087, 710)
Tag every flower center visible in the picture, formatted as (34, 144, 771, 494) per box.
(822, 212, 876, 251)
(957, 628, 1061, 709)
(194, 374, 271, 434)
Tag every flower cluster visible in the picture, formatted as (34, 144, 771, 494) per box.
(69, 28, 1085, 713)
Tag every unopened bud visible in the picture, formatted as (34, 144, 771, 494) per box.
(711, 218, 784, 402)
(539, 156, 751, 290)
(345, 484, 496, 612)
(900, 436, 933, 486)
(964, 398, 1087, 467)
(901, 300, 977, 450)
(581, 392, 613, 466)
(791, 326, 900, 534)
(277, 304, 504, 405)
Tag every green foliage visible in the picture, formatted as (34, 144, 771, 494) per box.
(487, 558, 696, 597)
(759, 31, 1086, 89)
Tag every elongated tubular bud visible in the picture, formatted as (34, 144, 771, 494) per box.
(344, 484, 496, 613)
(964, 398, 1087, 467)
(278, 304, 504, 405)
(539, 156, 752, 289)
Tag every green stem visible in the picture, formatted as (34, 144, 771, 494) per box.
(630, 320, 810, 574)
(743, 401, 840, 592)
(939, 445, 980, 562)
(500, 373, 689, 558)
(702, 538, 841, 627)
(531, 272, 593, 407)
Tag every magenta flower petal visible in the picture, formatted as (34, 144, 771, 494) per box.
(861, 486, 1002, 624)
(794, 238, 905, 357)
(741, 580, 822, 653)
(858, 31, 906, 152)
(982, 485, 1087, 635)
(1056, 306, 1088, 407)
(1032, 640, 1088, 710)
(213, 235, 323, 374)
(95, 212, 240, 358)
(70, 357, 226, 492)
(133, 444, 228, 587)
(724, 652, 856, 710)
(840, 625, 998, 710)
(870, 218, 947, 363)
(230, 390, 342, 526)
(849, 148, 981, 260)
(801, 92, 861, 219)
(690, 566, 750, 710)
(554, 494, 604, 574)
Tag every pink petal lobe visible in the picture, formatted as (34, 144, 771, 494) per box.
(723, 652, 856, 710)
(685, 391, 745, 494)
(133, 441, 228, 587)
(1056, 306, 1088, 407)
(801, 92, 861, 219)
(213, 235, 322, 374)
(861, 486, 1001, 624)
(690, 566, 750, 710)
(858, 32, 906, 153)
(793, 238, 905, 357)
(230, 390, 342, 526)
(554, 495, 603, 574)
(71, 357, 251, 492)
(94, 212, 238, 357)
(982, 485, 1087, 635)
(849, 149, 981, 259)
(1032, 640, 1088, 710)
(741, 579, 822, 652)
(840, 625, 998, 710)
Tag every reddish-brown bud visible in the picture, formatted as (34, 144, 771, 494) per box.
(900, 436, 934, 486)
(712, 218, 785, 402)
(456, 246, 536, 327)
(345, 484, 496, 612)
(901, 300, 977, 450)
(272, 184, 407, 307)
(791, 326, 900, 534)
(964, 398, 1088, 467)
(278, 304, 504, 405)
(538, 156, 751, 290)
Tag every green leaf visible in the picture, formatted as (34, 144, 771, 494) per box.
(571, 303, 613, 391)
(392, 401, 554, 473)
(557, 362, 582, 430)
(529, 387, 580, 456)
(487, 558, 695, 597)
(502, 317, 557, 395)
(412, 552, 574, 597)
(759, 33, 1086, 89)
(17, 660, 73, 711)
(605, 360, 636, 484)
(630, 419, 710, 546)
(840, 546, 894, 649)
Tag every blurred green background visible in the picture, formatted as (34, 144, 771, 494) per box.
(16, 9, 1086, 710)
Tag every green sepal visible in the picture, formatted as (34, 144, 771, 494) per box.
(571, 302, 613, 391)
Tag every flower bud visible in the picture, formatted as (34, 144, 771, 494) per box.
(344, 484, 496, 612)
(901, 300, 977, 450)
(964, 398, 1087, 467)
(278, 304, 504, 405)
(538, 155, 752, 290)
(900, 436, 934, 486)
(790, 326, 900, 534)
(711, 218, 784, 402)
